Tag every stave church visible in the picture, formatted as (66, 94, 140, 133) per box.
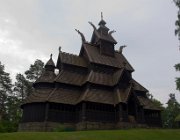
(19, 15, 162, 131)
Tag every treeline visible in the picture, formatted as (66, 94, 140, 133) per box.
(146, 92, 180, 128)
(0, 60, 180, 132)
(0, 60, 44, 132)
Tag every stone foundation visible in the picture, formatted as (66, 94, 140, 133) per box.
(19, 121, 148, 131)
(116, 122, 148, 129)
(18, 122, 75, 132)
(76, 121, 115, 130)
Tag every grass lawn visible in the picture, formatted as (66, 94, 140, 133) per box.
(0, 129, 180, 140)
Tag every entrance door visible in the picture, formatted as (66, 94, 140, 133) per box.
(127, 95, 137, 122)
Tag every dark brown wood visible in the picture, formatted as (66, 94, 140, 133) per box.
(82, 102, 86, 122)
(20, 17, 162, 131)
(118, 104, 123, 122)
(44, 102, 49, 122)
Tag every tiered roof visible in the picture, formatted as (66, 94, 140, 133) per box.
(23, 17, 160, 111)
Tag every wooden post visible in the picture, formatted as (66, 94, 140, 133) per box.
(158, 111, 162, 127)
(81, 102, 87, 130)
(44, 102, 49, 131)
(82, 102, 86, 121)
(134, 101, 138, 123)
(44, 103, 49, 121)
(140, 107, 145, 123)
(118, 104, 123, 122)
(126, 104, 128, 122)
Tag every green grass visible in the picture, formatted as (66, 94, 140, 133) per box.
(0, 129, 180, 140)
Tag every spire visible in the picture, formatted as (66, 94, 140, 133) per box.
(45, 54, 55, 71)
(98, 12, 106, 26)
(34, 53, 56, 88)
(59, 46, 61, 52)
(90, 13, 117, 45)
(101, 12, 103, 20)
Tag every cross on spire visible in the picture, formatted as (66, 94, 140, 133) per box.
(101, 12, 103, 20)
(98, 12, 106, 26)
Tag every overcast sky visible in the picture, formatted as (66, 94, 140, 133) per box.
(0, 0, 180, 105)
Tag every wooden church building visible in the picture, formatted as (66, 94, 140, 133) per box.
(19, 16, 162, 131)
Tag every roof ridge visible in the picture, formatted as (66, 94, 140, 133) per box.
(124, 85, 133, 102)
(77, 88, 90, 103)
(86, 70, 94, 82)
(112, 68, 124, 85)
(132, 79, 148, 92)
(61, 51, 79, 57)
(114, 88, 122, 105)
(46, 88, 57, 101)
(54, 70, 64, 81)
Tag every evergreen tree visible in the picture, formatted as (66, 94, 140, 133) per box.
(173, 0, 180, 92)
(4, 95, 22, 132)
(0, 62, 19, 132)
(25, 59, 44, 82)
(174, 0, 180, 41)
(0, 62, 12, 120)
(14, 59, 44, 101)
(162, 93, 180, 128)
(14, 73, 32, 101)
(175, 64, 180, 91)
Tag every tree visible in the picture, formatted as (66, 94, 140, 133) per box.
(162, 93, 180, 128)
(0, 60, 44, 132)
(0, 62, 12, 120)
(25, 59, 44, 82)
(0, 62, 19, 132)
(175, 64, 180, 91)
(174, 0, 180, 41)
(146, 92, 164, 109)
(173, 0, 180, 92)
(14, 59, 44, 101)
(14, 74, 32, 101)
(3, 95, 22, 132)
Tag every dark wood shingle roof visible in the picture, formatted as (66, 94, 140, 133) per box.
(78, 88, 115, 105)
(132, 79, 148, 92)
(114, 86, 132, 104)
(55, 70, 87, 86)
(83, 44, 134, 71)
(58, 52, 88, 67)
(47, 88, 81, 105)
(94, 30, 117, 44)
(46, 57, 55, 67)
(137, 96, 162, 110)
(23, 89, 53, 104)
(35, 71, 56, 83)
(87, 69, 123, 86)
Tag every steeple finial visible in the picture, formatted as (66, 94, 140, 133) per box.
(101, 12, 103, 20)
(59, 46, 61, 52)
(98, 12, 106, 26)
(45, 53, 55, 68)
